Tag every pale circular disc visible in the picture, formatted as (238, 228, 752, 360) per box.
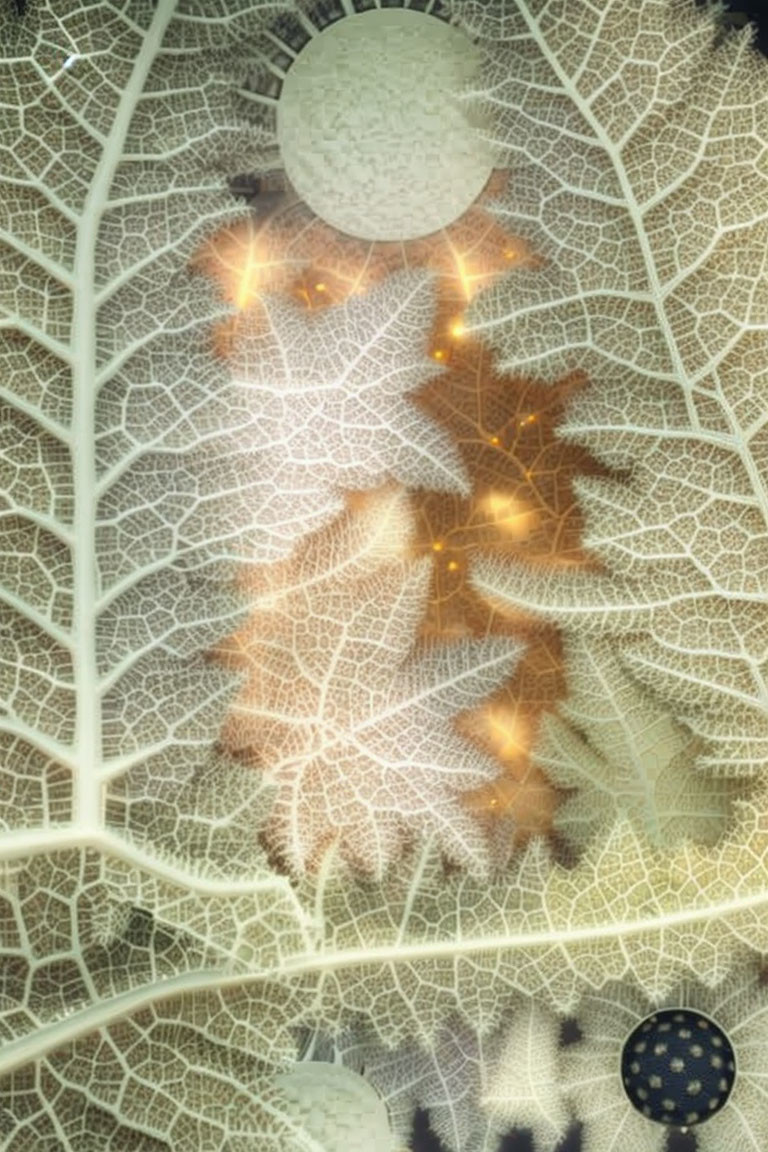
(276, 8, 497, 241)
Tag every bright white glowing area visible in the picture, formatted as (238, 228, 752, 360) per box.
(276, 9, 497, 241)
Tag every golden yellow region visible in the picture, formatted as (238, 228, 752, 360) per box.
(451, 250, 473, 301)
(461, 703, 559, 843)
(448, 246, 510, 303)
(483, 704, 529, 760)
(480, 489, 535, 538)
(192, 217, 268, 310)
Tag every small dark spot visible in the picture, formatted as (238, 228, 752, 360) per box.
(560, 1017, 583, 1046)
(227, 172, 288, 218)
(228, 172, 265, 203)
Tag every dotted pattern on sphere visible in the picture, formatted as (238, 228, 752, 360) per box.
(620, 1008, 736, 1127)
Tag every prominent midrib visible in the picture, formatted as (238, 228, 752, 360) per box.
(1, 882, 764, 1078)
(518, 9, 768, 522)
(69, 4, 176, 827)
(510, 8, 701, 422)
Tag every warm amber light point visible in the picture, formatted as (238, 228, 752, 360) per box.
(315, 282, 327, 291)
(452, 253, 472, 300)
(489, 435, 500, 446)
(447, 560, 459, 571)
(432, 540, 444, 551)
(190, 218, 269, 313)
(483, 705, 529, 761)
(432, 349, 446, 360)
(481, 489, 535, 538)
(450, 320, 465, 338)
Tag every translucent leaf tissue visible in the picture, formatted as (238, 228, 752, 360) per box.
(2, 2, 768, 1150)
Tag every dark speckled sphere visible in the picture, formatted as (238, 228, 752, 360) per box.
(620, 1008, 736, 1127)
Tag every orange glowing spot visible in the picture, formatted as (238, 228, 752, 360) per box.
(489, 435, 500, 446)
(450, 319, 465, 338)
(447, 560, 459, 571)
(432, 541, 444, 551)
(432, 348, 446, 360)
(315, 282, 327, 292)
(503, 248, 516, 259)
(525, 469, 533, 480)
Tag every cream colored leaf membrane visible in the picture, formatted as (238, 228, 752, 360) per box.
(274, 1062, 395, 1152)
(276, 8, 498, 240)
